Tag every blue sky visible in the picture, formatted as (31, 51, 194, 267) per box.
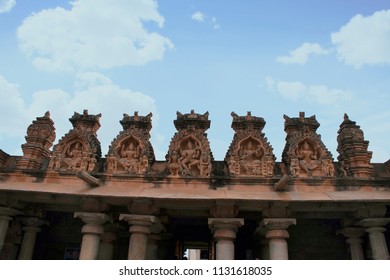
(0, 0, 389, 162)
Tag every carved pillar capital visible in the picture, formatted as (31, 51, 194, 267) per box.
(356, 218, 390, 228)
(338, 227, 365, 243)
(75, 212, 112, 235)
(0, 207, 23, 217)
(261, 218, 296, 230)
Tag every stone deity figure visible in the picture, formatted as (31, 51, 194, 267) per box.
(88, 156, 97, 172)
(239, 141, 263, 175)
(297, 141, 321, 177)
(64, 142, 83, 171)
(119, 141, 140, 172)
(106, 154, 117, 173)
(290, 158, 300, 177)
(179, 140, 200, 175)
(167, 152, 180, 176)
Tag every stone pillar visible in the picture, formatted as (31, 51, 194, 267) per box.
(97, 231, 117, 260)
(339, 227, 365, 260)
(74, 212, 112, 260)
(0, 207, 23, 254)
(262, 218, 296, 260)
(18, 217, 48, 260)
(208, 218, 244, 260)
(119, 214, 156, 260)
(357, 218, 390, 260)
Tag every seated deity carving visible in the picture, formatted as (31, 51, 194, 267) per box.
(238, 140, 264, 175)
(63, 142, 84, 171)
(296, 141, 322, 177)
(118, 141, 141, 173)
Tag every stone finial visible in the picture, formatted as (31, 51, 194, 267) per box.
(18, 112, 56, 170)
(69, 110, 102, 133)
(174, 110, 210, 131)
(337, 114, 373, 178)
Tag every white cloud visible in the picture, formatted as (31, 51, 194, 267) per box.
(17, 0, 173, 72)
(331, 10, 390, 68)
(267, 77, 352, 105)
(0, 0, 15, 13)
(276, 42, 328, 65)
(0, 73, 158, 156)
(0, 75, 29, 137)
(191, 11, 220, 29)
(192, 11, 205, 22)
(277, 81, 306, 99)
(211, 17, 220, 30)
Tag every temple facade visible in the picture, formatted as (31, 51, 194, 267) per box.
(0, 110, 389, 260)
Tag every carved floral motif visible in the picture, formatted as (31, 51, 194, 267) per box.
(282, 112, 334, 177)
(225, 112, 275, 176)
(166, 110, 213, 177)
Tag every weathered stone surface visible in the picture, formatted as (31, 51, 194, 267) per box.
(166, 110, 213, 177)
(225, 112, 276, 177)
(106, 112, 154, 175)
(49, 110, 101, 173)
(18, 111, 56, 170)
(337, 113, 373, 178)
(282, 112, 335, 178)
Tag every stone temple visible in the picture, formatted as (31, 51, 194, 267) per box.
(0, 110, 389, 260)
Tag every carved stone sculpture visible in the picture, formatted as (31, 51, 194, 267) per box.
(225, 112, 275, 176)
(337, 113, 373, 177)
(106, 112, 155, 175)
(49, 110, 101, 173)
(18, 111, 56, 170)
(166, 110, 213, 177)
(282, 112, 334, 177)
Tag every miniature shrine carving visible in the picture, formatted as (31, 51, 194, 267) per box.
(225, 112, 275, 176)
(18, 111, 56, 170)
(49, 110, 101, 173)
(166, 110, 213, 177)
(106, 112, 154, 175)
(337, 113, 373, 178)
(282, 112, 335, 177)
